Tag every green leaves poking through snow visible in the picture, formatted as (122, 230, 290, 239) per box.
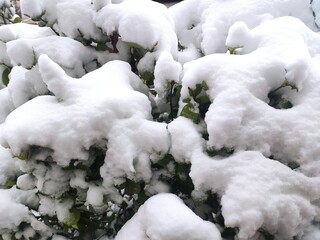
(11, 15, 22, 24)
(125, 179, 141, 195)
(17, 151, 29, 161)
(124, 41, 145, 50)
(63, 208, 81, 229)
(227, 46, 243, 55)
(180, 97, 200, 124)
(180, 81, 211, 123)
(2, 67, 10, 86)
(268, 79, 296, 109)
(140, 71, 155, 88)
(96, 42, 109, 51)
(5, 179, 16, 188)
(268, 94, 293, 109)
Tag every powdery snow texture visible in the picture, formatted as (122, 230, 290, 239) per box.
(0, 0, 320, 239)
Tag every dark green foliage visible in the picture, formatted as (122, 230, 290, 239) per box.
(2, 67, 11, 86)
(268, 92, 293, 109)
(207, 147, 234, 158)
(268, 78, 297, 109)
(180, 81, 211, 123)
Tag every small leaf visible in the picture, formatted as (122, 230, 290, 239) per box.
(124, 41, 144, 49)
(2, 68, 10, 86)
(201, 81, 209, 91)
(140, 71, 154, 87)
(196, 94, 210, 105)
(96, 42, 108, 51)
(12, 15, 22, 23)
(125, 179, 141, 195)
(182, 97, 192, 104)
(5, 179, 16, 187)
(17, 151, 29, 161)
(275, 98, 293, 109)
(180, 103, 200, 123)
(63, 208, 81, 229)
(227, 46, 242, 55)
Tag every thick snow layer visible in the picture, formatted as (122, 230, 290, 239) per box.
(0, 23, 54, 43)
(0, 23, 54, 67)
(20, 0, 104, 41)
(6, 36, 95, 76)
(101, 117, 169, 201)
(0, 187, 38, 234)
(0, 145, 21, 186)
(115, 193, 221, 240)
(5, 35, 99, 108)
(190, 151, 320, 240)
(95, 0, 177, 55)
(1, 0, 320, 239)
(0, 55, 151, 167)
(169, 0, 317, 55)
(180, 17, 320, 169)
(0, 88, 14, 123)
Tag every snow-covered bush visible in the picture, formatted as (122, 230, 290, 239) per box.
(0, 0, 320, 239)
(0, 0, 21, 25)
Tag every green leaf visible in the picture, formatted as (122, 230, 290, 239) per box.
(96, 42, 109, 51)
(17, 151, 29, 161)
(196, 94, 210, 105)
(201, 81, 209, 91)
(5, 179, 16, 187)
(12, 15, 22, 23)
(63, 208, 81, 229)
(124, 41, 144, 49)
(193, 84, 203, 97)
(2, 68, 10, 86)
(125, 179, 141, 195)
(156, 154, 173, 168)
(180, 103, 200, 123)
(275, 98, 293, 109)
(207, 147, 234, 157)
(140, 71, 154, 87)
(182, 97, 192, 104)
(227, 46, 242, 55)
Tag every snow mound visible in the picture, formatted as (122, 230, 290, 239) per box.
(115, 193, 221, 240)
(170, 0, 317, 55)
(180, 17, 320, 169)
(191, 151, 320, 240)
(1, 55, 151, 167)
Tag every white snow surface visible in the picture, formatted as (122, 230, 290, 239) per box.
(180, 17, 320, 170)
(1, 55, 151, 167)
(190, 151, 320, 240)
(115, 193, 221, 240)
(169, 0, 317, 55)
(0, 0, 320, 239)
(0, 187, 38, 234)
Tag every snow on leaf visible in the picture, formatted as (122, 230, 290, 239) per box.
(1, 55, 151, 167)
(115, 193, 222, 240)
(190, 151, 320, 240)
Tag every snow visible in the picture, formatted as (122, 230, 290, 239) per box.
(95, 0, 177, 54)
(190, 151, 320, 239)
(0, 187, 38, 234)
(87, 185, 104, 206)
(1, 55, 151, 167)
(115, 193, 221, 240)
(0, 0, 320, 239)
(180, 17, 320, 170)
(0, 146, 21, 188)
(169, 0, 317, 55)
(100, 117, 169, 202)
